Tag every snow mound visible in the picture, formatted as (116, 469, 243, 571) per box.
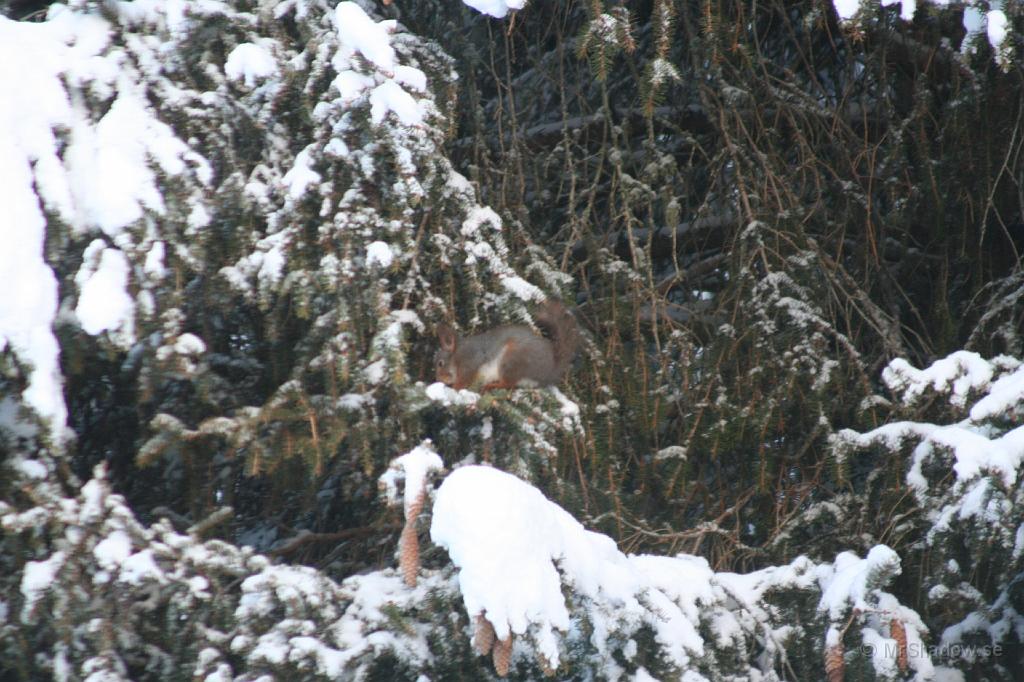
(430, 465, 878, 676)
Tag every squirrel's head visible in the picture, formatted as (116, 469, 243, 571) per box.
(435, 323, 458, 385)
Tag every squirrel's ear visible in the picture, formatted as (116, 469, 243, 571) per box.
(437, 323, 457, 351)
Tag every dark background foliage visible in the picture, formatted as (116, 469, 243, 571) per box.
(394, 0, 1024, 571)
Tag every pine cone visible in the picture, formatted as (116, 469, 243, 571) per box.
(399, 520, 419, 587)
(824, 642, 844, 682)
(493, 634, 513, 677)
(474, 614, 496, 656)
(399, 487, 427, 587)
(406, 486, 425, 522)
(890, 619, 909, 673)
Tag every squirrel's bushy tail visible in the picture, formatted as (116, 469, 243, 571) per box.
(535, 299, 579, 375)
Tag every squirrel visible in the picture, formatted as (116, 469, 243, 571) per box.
(434, 299, 579, 392)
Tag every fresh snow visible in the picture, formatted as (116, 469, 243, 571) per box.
(431, 464, 915, 676)
(113, 0, 196, 34)
(987, 9, 1009, 49)
(841, 353, 1024, 493)
(282, 146, 322, 198)
(0, 5, 202, 441)
(425, 381, 482, 406)
(431, 465, 620, 665)
(832, 0, 860, 19)
(363, 358, 387, 384)
(334, 2, 397, 72)
(174, 333, 207, 355)
(971, 361, 1024, 421)
(379, 443, 444, 516)
(331, 2, 426, 126)
(74, 241, 135, 345)
(461, 205, 502, 235)
(144, 240, 168, 278)
(369, 79, 424, 126)
(832, 0, 1010, 52)
(14, 457, 48, 480)
(461, 0, 528, 19)
(65, 89, 187, 231)
(332, 68, 375, 105)
(832, 0, 915, 21)
(365, 240, 395, 268)
(120, 549, 166, 585)
(883, 351, 995, 408)
(20, 551, 66, 618)
(889, 0, 916, 21)
(94, 529, 133, 571)
(500, 275, 544, 301)
(225, 42, 279, 87)
(816, 546, 901, 620)
(0, 13, 77, 440)
(836, 352, 1024, 674)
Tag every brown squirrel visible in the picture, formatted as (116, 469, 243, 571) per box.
(435, 300, 579, 391)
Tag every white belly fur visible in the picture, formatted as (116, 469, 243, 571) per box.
(474, 343, 508, 385)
